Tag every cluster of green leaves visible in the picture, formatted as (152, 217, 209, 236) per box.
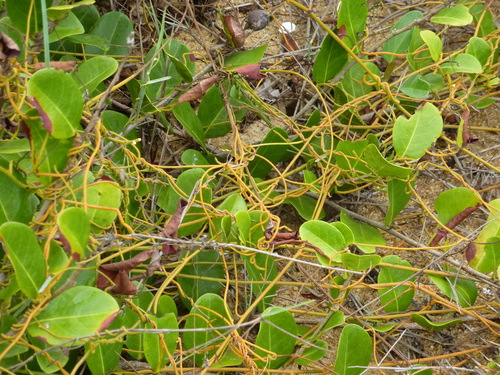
(0, 0, 499, 374)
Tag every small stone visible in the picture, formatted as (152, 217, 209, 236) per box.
(245, 10, 270, 31)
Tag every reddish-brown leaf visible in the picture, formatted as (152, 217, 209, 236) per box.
(224, 15, 245, 47)
(465, 242, 476, 263)
(161, 200, 187, 254)
(33, 61, 77, 71)
(282, 33, 299, 52)
(234, 64, 266, 80)
(29, 97, 53, 133)
(461, 109, 471, 145)
(109, 270, 137, 295)
(177, 75, 219, 105)
(337, 25, 347, 39)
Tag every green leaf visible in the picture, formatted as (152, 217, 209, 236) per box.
(48, 12, 84, 42)
(184, 293, 241, 367)
(431, 5, 473, 26)
(144, 313, 178, 371)
(32, 336, 69, 373)
(466, 37, 492, 67)
(313, 34, 348, 83)
(441, 53, 483, 74)
(340, 211, 386, 254)
(47, 0, 95, 20)
(72, 5, 100, 33)
(341, 253, 381, 271)
(393, 102, 443, 159)
(299, 220, 346, 265)
(400, 74, 431, 98)
(28, 286, 119, 346)
(27, 69, 84, 139)
(315, 311, 345, 338)
(81, 180, 122, 230)
(248, 127, 290, 178)
(242, 251, 277, 312)
(407, 27, 433, 72)
(337, 0, 368, 47)
(470, 4, 496, 37)
(341, 62, 380, 99)
(296, 339, 328, 366)
(382, 11, 423, 63)
(72, 56, 118, 94)
(434, 187, 481, 226)
(0, 163, 32, 225)
(363, 143, 413, 178)
(385, 178, 414, 226)
(6, 0, 52, 34)
(177, 251, 224, 308)
(166, 52, 193, 83)
(173, 102, 206, 147)
(85, 11, 133, 55)
(420, 30, 442, 62)
(224, 44, 268, 70)
(85, 313, 123, 375)
(57, 207, 90, 261)
(286, 195, 325, 221)
(0, 222, 46, 299)
(198, 85, 230, 138)
(378, 255, 415, 313)
(65, 34, 109, 52)
(335, 139, 371, 175)
(334, 324, 372, 375)
(411, 314, 462, 332)
(428, 268, 478, 307)
(254, 307, 297, 369)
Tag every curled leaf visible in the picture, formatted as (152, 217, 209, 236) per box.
(224, 15, 245, 48)
(161, 199, 187, 254)
(177, 75, 219, 104)
(33, 61, 77, 71)
(283, 33, 299, 52)
(0, 33, 20, 60)
(234, 64, 266, 80)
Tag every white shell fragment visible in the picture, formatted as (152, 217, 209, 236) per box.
(280, 22, 296, 34)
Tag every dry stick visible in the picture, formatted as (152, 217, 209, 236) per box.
(291, 0, 452, 121)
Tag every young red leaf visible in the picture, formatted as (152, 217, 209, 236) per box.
(223, 15, 245, 47)
(234, 64, 266, 80)
(161, 199, 187, 254)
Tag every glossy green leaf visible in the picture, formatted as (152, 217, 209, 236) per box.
(420, 30, 442, 62)
(441, 53, 483, 74)
(248, 127, 291, 178)
(470, 4, 496, 37)
(72, 56, 118, 94)
(85, 313, 123, 375)
(466, 37, 492, 67)
(72, 4, 99, 32)
(57, 207, 90, 261)
(299, 220, 346, 265)
(422, 73, 445, 92)
(334, 324, 372, 375)
(144, 313, 178, 371)
(313, 34, 348, 83)
(363, 143, 413, 178)
(385, 178, 414, 226)
(428, 268, 478, 307)
(224, 44, 267, 70)
(47, 240, 68, 274)
(82, 180, 122, 230)
(177, 250, 224, 308)
(254, 307, 297, 369)
(181, 149, 210, 166)
(286, 194, 325, 221)
(296, 339, 328, 366)
(27, 69, 84, 139)
(336, 139, 371, 175)
(173, 102, 206, 147)
(331, 222, 354, 245)
(341, 62, 380, 99)
(409, 367, 433, 375)
(0, 162, 32, 225)
(431, 5, 472, 26)
(123, 307, 145, 360)
(0, 222, 46, 299)
(6, 0, 52, 34)
(184, 293, 241, 367)
(393, 102, 443, 159)
(337, 0, 368, 46)
(0, 315, 28, 358)
(46, 0, 95, 20)
(85, 11, 133, 55)
(341, 253, 381, 271)
(25, 115, 72, 186)
(378, 255, 415, 313)
(382, 11, 423, 63)
(315, 311, 345, 338)
(411, 314, 462, 332)
(33, 336, 69, 373)
(340, 211, 386, 254)
(198, 85, 230, 138)
(242, 251, 277, 312)
(166, 52, 193, 83)
(28, 286, 119, 346)
(434, 187, 481, 226)
(48, 12, 84, 42)
(407, 27, 433, 72)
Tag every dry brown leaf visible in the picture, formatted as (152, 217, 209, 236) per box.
(177, 75, 219, 105)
